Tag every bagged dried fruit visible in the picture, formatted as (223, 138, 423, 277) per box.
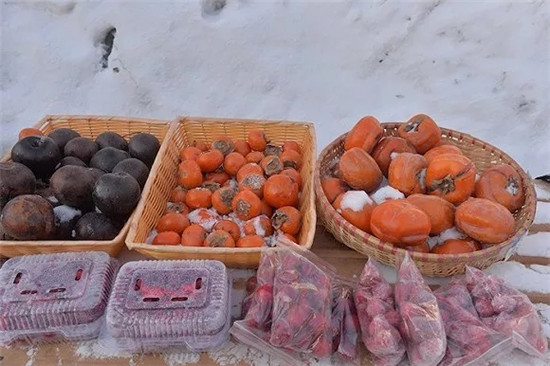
(394, 253, 446, 366)
(330, 282, 360, 361)
(434, 282, 512, 366)
(354, 258, 405, 366)
(464, 266, 548, 358)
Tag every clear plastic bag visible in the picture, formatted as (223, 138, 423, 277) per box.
(394, 253, 446, 366)
(244, 251, 278, 330)
(330, 283, 360, 361)
(435, 282, 512, 366)
(464, 266, 548, 358)
(354, 258, 405, 366)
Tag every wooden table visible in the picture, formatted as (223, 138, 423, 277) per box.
(2, 181, 549, 366)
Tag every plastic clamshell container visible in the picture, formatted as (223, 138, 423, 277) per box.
(0, 252, 117, 346)
(106, 260, 231, 353)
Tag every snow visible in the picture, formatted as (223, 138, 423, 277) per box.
(427, 227, 467, 249)
(249, 215, 268, 237)
(338, 190, 373, 212)
(370, 186, 404, 205)
(484, 261, 550, 294)
(516, 232, 550, 258)
(53, 205, 81, 223)
(534, 202, 550, 225)
(535, 184, 550, 201)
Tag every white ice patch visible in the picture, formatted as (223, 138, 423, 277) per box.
(370, 186, 404, 205)
(339, 190, 373, 212)
(54, 205, 81, 223)
(249, 215, 269, 236)
(188, 208, 221, 232)
(427, 227, 467, 249)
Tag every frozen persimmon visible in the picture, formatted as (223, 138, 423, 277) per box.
(205, 171, 230, 185)
(204, 230, 235, 247)
(406, 241, 430, 253)
(237, 235, 265, 248)
(211, 187, 237, 214)
(321, 177, 348, 203)
(153, 231, 181, 245)
(19, 128, 44, 140)
(246, 151, 265, 164)
(260, 155, 283, 176)
(280, 149, 302, 170)
(178, 160, 203, 189)
(234, 139, 251, 156)
(281, 168, 302, 188)
(261, 200, 273, 217)
(248, 129, 268, 151)
(193, 141, 209, 151)
(370, 199, 431, 246)
(185, 188, 212, 209)
(398, 114, 441, 154)
(424, 144, 463, 164)
(283, 141, 301, 154)
(214, 220, 241, 241)
(212, 136, 235, 156)
(432, 238, 478, 254)
(156, 213, 190, 234)
(426, 153, 476, 205)
(372, 136, 417, 176)
(388, 153, 428, 195)
(475, 164, 525, 212)
(265, 144, 282, 157)
(339, 147, 383, 192)
(244, 215, 274, 236)
(264, 174, 299, 208)
(333, 191, 376, 233)
(455, 198, 515, 244)
(344, 116, 384, 153)
(166, 202, 190, 215)
(179, 146, 202, 161)
(170, 186, 187, 203)
(239, 174, 266, 198)
(181, 224, 207, 246)
(197, 150, 224, 173)
(224, 152, 247, 176)
(272, 206, 302, 235)
(232, 190, 262, 220)
(406, 194, 454, 235)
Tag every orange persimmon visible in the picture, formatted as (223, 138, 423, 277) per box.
(344, 116, 384, 153)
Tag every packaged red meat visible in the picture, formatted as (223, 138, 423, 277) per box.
(330, 282, 360, 361)
(464, 266, 548, 358)
(434, 282, 512, 366)
(354, 258, 405, 366)
(394, 253, 446, 366)
(0, 252, 117, 347)
(105, 259, 231, 353)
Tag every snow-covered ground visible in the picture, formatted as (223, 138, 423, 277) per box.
(1, 1, 549, 365)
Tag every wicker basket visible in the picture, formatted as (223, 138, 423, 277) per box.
(0, 115, 171, 257)
(126, 116, 317, 268)
(315, 123, 537, 277)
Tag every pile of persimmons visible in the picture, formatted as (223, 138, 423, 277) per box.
(321, 114, 524, 255)
(152, 130, 303, 248)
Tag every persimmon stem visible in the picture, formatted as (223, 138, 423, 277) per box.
(430, 175, 455, 194)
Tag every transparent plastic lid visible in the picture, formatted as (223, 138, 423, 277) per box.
(0, 252, 117, 331)
(106, 260, 230, 341)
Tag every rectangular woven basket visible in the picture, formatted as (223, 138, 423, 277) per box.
(0, 115, 171, 257)
(126, 116, 317, 268)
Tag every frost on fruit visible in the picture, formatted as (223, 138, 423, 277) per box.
(339, 190, 373, 212)
(371, 186, 405, 205)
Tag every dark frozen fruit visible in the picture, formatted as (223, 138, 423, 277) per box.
(0, 162, 36, 210)
(0, 195, 55, 240)
(57, 156, 87, 168)
(92, 172, 141, 218)
(50, 166, 97, 208)
(128, 133, 160, 168)
(64, 137, 99, 164)
(87, 167, 106, 182)
(74, 212, 120, 240)
(11, 136, 62, 179)
(48, 128, 81, 150)
(112, 158, 150, 189)
(89, 147, 130, 173)
(95, 131, 128, 151)
(53, 205, 83, 240)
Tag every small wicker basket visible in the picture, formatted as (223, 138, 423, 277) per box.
(126, 116, 317, 268)
(315, 123, 537, 277)
(0, 115, 171, 257)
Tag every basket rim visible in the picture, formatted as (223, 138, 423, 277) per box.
(314, 122, 537, 264)
(126, 117, 317, 254)
(0, 115, 171, 249)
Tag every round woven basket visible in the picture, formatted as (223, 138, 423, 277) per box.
(314, 123, 537, 277)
